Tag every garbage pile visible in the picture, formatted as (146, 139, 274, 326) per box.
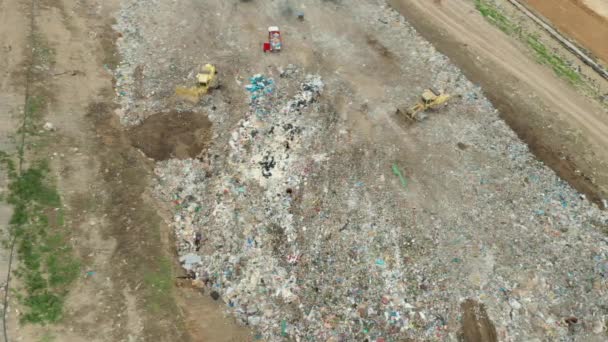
(155, 69, 608, 341)
(156, 74, 341, 340)
(246, 74, 275, 118)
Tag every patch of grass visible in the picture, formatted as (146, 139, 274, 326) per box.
(143, 256, 173, 312)
(31, 33, 56, 68)
(1, 156, 80, 324)
(473, 0, 582, 85)
(8, 162, 60, 207)
(525, 34, 582, 84)
(39, 332, 56, 342)
(24, 96, 47, 122)
(473, 0, 519, 34)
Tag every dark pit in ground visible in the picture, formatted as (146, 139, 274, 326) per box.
(128, 111, 212, 161)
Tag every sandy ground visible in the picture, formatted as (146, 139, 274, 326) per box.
(0, 0, 31, 335)
(583, 0, 608, 18)
(523, 0, 608, 64)
(0, 0, 248, 341)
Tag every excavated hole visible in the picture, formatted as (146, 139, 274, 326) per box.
(128, 111, 212, 161)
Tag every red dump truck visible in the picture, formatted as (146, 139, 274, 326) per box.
(263, 26, 282, 52)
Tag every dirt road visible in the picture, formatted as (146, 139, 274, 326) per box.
(523, 0, 608, 64)
(0, 0, 248, 340)
(389, 0, 608, 205)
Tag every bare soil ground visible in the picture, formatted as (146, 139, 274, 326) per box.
(0, 0, 248, 341)
(523, 0, 608, 64)
(128, 111, 212, 161)
(583, 0, 608, 18)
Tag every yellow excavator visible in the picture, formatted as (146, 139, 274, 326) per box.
(175, 64, 219, 103)
(397, 88, 450, 121)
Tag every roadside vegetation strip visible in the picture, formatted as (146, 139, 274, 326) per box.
(0, 0, 79, 329)
(473, 0, 582, 85)
(525, 34, 582, 84)
(473, 0, 519, 35)
(1, 155, 79, 324)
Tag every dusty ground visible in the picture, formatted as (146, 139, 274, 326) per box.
(0, 0, 247, 341)
(523, 0, 608, 64)
(128, 111, 212, 161)
(583, 0, 608, 18)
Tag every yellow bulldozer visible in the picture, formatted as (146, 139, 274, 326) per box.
(397, 88, 450, 121)
(175, 64, 219, 103)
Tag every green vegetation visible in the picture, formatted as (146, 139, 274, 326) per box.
(31, 33, 56, 67)
(474, 0, 581, 85)
(473, 0, 519, 35)
(143, 256, 173, 312)
(39, 332, 56, 342)
(0, 2, 76, 327)
(1, 154, 79, 324)
(525, 34, 582, 84)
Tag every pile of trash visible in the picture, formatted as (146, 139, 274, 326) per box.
(156, 74, 337, 339)
(155, 69, 608, 341)
(245, 74, 276, 118)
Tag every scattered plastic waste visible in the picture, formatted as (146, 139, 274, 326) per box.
(392, 164, 408, 188)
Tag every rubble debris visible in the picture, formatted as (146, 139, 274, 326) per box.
(179, 253, 202, 271)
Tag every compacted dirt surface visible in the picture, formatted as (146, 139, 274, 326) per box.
(523, 0, 608, 64)
(0, 0, 247, 341)
(1, 0, 607, 341)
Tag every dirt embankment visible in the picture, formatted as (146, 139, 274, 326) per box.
(0, 0, 248, 340)
(523, 0, 608, 65)
(389, 0, 608, 206)
(583, 0, 608, 18)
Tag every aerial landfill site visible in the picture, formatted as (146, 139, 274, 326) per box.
(2, 0, 608, 341)
(103, 0, 608, 340)
(113, 0, 608, 341)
